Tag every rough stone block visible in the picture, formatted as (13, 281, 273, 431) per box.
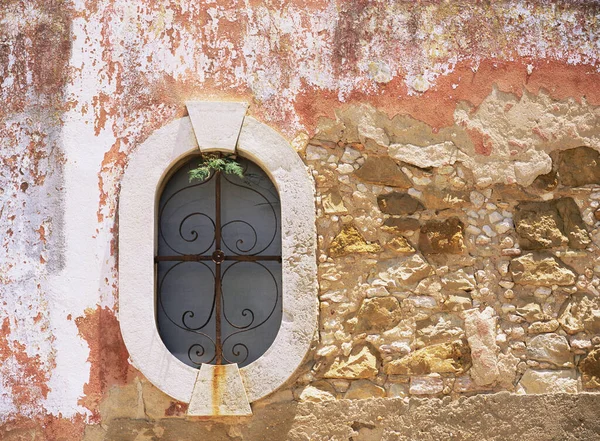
(329, 225, 382, 257)
(385, 340, 471, 375)
(465, 307, 499, 386)
(382, 217, 421, 233)
(354, 156, 411, 187)
(324, 346, 378, 379)
(518, 369, 578, 394)
(409, 375, 444, 395)
(419, 217, 466, 254)
(514, 198, 589, 250)
(580, 348, 600, 388)
(343, 380, 386, 399)
(385, 236, 415, 254)
(556, 146, 600, 187)
(355, 297, 402, 333)
(510, 253, 576, 286)
(526, 333, 572, 367)
(377, 192, 425, 215)
(559, 293, 600, 334)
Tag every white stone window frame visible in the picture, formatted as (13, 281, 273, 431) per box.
(119, 102, 317, 415)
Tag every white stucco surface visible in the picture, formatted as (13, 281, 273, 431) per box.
(187, 101, 248, 153)
(119, 117, 201, 402)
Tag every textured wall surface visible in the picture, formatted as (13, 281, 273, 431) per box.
(1, 1, 600, 439)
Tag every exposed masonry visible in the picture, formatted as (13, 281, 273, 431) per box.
(297, 104, 600, 400)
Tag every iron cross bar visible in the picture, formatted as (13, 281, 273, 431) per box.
(154, 254, 282, 263)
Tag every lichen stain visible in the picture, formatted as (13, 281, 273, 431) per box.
(0, 0, 72, 116)
(36, 225, 47, 245)
(0, 0, 71, 155)
(75, 306, 132, 421)
(332, 0, 370, 76)
(0, 307, 81, 436)
(92, 93, 112, 137)
(29, 21, 72, 98)
(2, 414, 87, 441)
(97, 139, 128, 224)
(0, 318, 52, 415)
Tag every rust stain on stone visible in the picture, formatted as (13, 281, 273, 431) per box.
(212, 364, 225, 415)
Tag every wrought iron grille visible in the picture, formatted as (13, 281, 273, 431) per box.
(155, 156, 282, 368)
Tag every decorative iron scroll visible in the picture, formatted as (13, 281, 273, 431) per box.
(156, 156, 282, 368)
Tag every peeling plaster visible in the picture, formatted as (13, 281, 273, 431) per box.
(1, 0, 600, 436)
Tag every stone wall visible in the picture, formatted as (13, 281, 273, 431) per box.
(301, 105, 600, 402)
(2, 0, 600, 439)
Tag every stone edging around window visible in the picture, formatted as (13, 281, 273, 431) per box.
(118, 103, 318, 414)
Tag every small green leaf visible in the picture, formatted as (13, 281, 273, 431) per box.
(188, 155, 244, 182)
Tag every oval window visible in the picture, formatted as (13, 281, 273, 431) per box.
(155, 155, 282, 368)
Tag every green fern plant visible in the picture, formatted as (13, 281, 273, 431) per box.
(188, 154, 244, 182)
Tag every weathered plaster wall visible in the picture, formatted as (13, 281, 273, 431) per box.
(2, 0, 600, 439)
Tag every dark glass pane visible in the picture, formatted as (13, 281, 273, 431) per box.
(157, 261, 217, 366)
(220, 260, 282, 365)
(158, 159, 216, 256)
(156, 156, 282, 368)
(221, 161, 281, 257)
